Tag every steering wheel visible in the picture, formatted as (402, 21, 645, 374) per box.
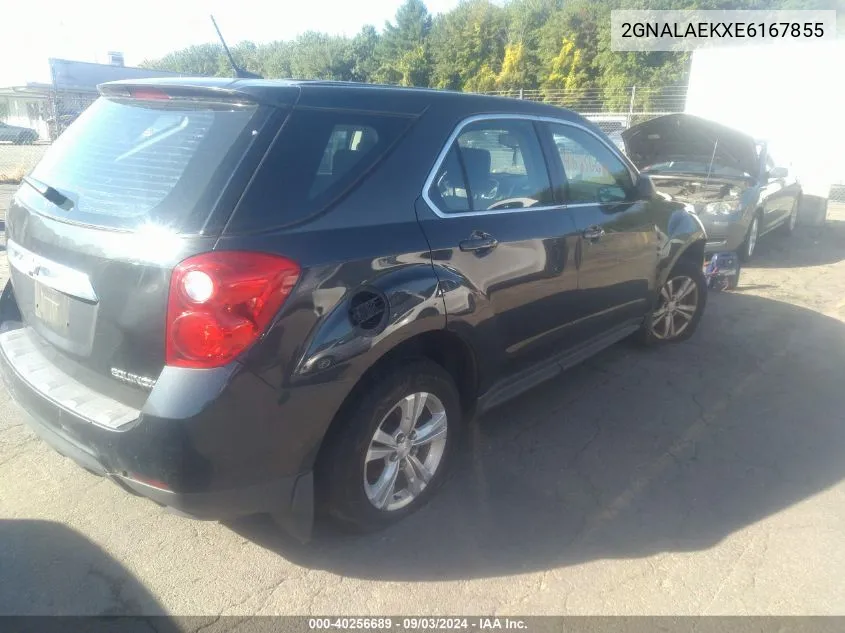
(476, 177, 500, 201)
(436, 171, 456, 197)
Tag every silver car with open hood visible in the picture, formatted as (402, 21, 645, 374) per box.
(622, 113, 802, 261)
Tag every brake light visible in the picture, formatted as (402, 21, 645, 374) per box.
(166, 252, 300, 369)
(129, 87, 171, 101)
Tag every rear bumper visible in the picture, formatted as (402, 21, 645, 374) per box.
(0, 317, 316, 540)
(12, 393, 311, 535)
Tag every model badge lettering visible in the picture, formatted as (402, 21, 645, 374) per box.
(110, 368, 156, 390)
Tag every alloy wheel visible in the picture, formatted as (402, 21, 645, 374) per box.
(363, 392, 448, 512)
(651, 275, 700, 340)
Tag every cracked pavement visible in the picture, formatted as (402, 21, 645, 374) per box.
(1, 184, 844, 616)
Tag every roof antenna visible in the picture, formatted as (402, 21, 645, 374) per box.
(210, 14, 263, 79)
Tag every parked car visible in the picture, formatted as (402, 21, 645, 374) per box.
(0, 79, 707, 538)
(622, 114, 803, 265)
(0, 121, 38, 144)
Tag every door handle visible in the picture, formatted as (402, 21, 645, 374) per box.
(459, 232, 498, 252)
(582, 226, 605, 242)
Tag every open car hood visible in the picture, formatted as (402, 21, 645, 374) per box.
(622, 114, 759, 178)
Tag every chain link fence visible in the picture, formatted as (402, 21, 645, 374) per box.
(0, 89, 96, 183)
(480, 85, 688, 136)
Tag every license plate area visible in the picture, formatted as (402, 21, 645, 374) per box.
(34, 283, 70, 335)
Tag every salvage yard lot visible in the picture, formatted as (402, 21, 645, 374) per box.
(1, 184, 844, 617)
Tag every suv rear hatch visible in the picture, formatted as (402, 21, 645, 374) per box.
(4, 82, 292, 405)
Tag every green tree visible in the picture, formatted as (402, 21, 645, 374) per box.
(350, 25, 381, 82)
(141, 0, 843, 103)
(541, 37, 591, 105)
(221, 41, 262, 77)
(537, 1, 601, 79)
(376, 0, 433, 85)
(253, 41, 294, 78)
(397, 47, 431, 86)
(496, 42, 530, 93)
(381, 0, 432, 56)
(288, 32, 354, 81)
(464, 64, 498, 93)
(504, 0, 563, 87)
(429, 0, 507, 90)
(142, 43, 226, 76)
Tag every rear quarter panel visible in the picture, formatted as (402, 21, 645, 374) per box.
(212, 103, 459, 468)
(214, 224, 444, 471)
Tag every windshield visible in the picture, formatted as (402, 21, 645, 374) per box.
(27, 97, 261, 232)
(642, 159, 751, 179)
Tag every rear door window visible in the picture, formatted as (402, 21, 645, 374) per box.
(428, 119, 553, 213)
(230, 108, 415, 232)
(27, 97, 263, 232)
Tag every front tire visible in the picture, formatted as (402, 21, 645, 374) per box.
(639, 260, 707, 345)
(780, 193, 801, 236)
(316, 359, 462, 533)
(739, 212, 761, 262)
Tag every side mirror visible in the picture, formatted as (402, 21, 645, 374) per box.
(769, 166, 788, 179)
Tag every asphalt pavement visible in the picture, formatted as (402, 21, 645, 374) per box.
(1, 188, 844, 617)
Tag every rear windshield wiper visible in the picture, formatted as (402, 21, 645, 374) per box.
(22, 176, 74, 211)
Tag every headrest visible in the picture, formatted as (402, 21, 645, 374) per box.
(460, 147, 491, 189)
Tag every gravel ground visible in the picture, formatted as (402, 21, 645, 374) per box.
(1, 186, 844, 618)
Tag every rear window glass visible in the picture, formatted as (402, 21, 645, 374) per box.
(229, 108, 414, 232)
(310, 124, 380, 198)
(28, 97, 261, 231)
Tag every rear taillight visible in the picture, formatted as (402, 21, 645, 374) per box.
(128, 87, 171, 101)
(166, 252, 300, 369)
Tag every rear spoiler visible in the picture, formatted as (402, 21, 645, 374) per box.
(98, 80, 300, 108)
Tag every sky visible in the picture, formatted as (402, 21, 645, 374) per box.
(0, 0, 462, 86)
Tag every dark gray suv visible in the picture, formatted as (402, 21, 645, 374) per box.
(0, 79, 707, 538)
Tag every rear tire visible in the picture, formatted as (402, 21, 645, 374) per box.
(638, 259, 707, 345)
(316, 359, 462, 533)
